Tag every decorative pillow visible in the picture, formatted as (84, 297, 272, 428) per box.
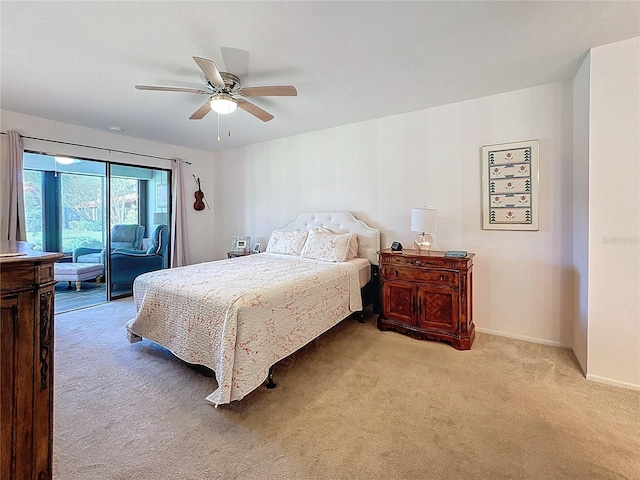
(300, 229, 356, 262)
(312, 228, 359, 260)
(265, 230, 309, 256)
(347, 233, 359, 260)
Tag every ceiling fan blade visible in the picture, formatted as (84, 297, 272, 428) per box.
(193, 56, 225, 88)
(189, 101, 212, 120)
(240, 85, 297, 97)
(237, 99, 274, 122)
(135, 85, 209, 94)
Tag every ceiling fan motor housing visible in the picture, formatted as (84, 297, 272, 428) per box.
(210, 72, 241, 93)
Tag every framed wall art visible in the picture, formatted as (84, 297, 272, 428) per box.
(481, 139, 539, 231)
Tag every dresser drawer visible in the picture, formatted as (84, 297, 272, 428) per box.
(381, 266, 457, 287)
(38, 262, 55, 283)
(380, 253, 456, 269)
(0, 263, 35, 291)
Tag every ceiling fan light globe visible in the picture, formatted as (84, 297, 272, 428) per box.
(210, 94, 237, 114)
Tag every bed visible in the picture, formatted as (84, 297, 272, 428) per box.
(125, 212, 380, 406)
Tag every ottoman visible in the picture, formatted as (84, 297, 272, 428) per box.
(54, 262, 104, 292)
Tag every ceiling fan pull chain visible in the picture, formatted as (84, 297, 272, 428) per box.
(217, 112, 221, 142)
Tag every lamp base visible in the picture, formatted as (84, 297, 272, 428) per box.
(414, 233, 433, 252)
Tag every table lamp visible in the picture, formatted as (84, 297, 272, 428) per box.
(411, 207, 438, 252)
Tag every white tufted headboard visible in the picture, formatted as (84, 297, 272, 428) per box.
(277, 212, 380, 265)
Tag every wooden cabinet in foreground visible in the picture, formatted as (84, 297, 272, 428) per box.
(1, 241, 63, 480)
(377, 249, 475, 350)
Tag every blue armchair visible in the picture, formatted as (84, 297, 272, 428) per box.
(110, 224, 169, 292)
(73, 224, 146, 264)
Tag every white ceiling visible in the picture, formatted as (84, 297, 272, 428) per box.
(2, 1, 639, 153)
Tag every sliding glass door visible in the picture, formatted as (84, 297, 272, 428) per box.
(23, 153, 171, 312)
(23, 154, 108, 312)
(108, 165, 169, 299)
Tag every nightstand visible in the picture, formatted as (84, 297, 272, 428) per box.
(377, 249, 475, 350)
(227, 251, 253, 259)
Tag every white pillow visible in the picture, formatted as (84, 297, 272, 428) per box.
(346, 233, 359, 260)
(300, 229, 356, 262)
(313, 227, 359, 260)
(265, 230, 308, 256)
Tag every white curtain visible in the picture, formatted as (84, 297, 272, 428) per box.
(170, 158, 190, 267)
(0, 130, 27, 241)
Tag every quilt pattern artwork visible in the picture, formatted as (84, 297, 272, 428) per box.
(481, 140, 539, 230)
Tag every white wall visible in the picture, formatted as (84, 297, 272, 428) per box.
(572, 52, 591, 374)
(0, 110, 216, 265)
(587, 37, 640, 389)
(4, 38, 637, 388)
(213, 81, 576, 348)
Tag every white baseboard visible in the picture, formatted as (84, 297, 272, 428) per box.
(476, 328, 640, 391)
(586, 374, 640, 391)
(475, 327, 569, 348)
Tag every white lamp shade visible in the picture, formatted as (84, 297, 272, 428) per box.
(411, 208, 438, 233)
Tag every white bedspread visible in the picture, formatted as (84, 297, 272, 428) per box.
(125, 253, 362, 406)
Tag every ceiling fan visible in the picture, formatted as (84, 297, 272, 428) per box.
(135, 56, 297, 122)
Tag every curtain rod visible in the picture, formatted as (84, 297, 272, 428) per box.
(0, 131, 192, 164)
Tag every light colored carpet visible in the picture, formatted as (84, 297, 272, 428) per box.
(53, 299, 639, 480)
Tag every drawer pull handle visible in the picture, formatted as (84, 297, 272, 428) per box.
(393, 257, 411, 263)
(439, 275, 445, 281)
(394, 270, 398, 275)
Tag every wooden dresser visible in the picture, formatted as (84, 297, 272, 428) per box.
(1, 242, 62, 480)
(377, 249, 475, 350)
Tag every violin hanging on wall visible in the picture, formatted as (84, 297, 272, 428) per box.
(193, 176, 206, 211)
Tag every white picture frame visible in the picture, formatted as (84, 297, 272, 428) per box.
(232, 236, 251, 252)
(481, 139, 539, 231)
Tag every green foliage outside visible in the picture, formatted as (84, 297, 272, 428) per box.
(22, 170, 139, 253)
